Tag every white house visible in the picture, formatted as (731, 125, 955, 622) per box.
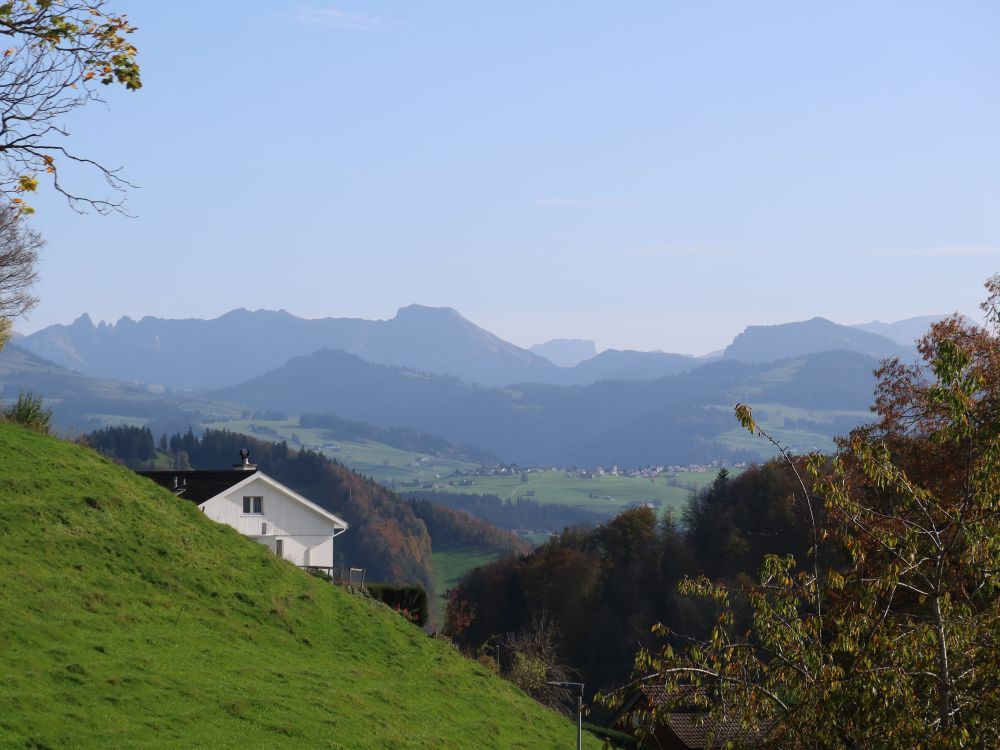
(140, 455, 348, 568)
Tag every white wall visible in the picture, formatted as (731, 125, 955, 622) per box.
(251, 535, 335, 567)
(200, 475, 342, 567)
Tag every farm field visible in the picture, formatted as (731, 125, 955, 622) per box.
(426, 469, 724, 517)
(713, 402, 872, 457)
(210, 418, 479, 484)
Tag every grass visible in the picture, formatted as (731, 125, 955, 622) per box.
(713, 402, 872, 457)
(428, 470, 719, 517)
(214, 417, 720, 520)
(431, 543, 510, 620)
(0, 424, 601, 748)
(211, 417, 480, 485)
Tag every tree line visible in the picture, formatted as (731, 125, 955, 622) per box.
(444, 460, 813, 698)
(403, 490, 603, 534)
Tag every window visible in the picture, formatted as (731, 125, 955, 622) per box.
(261, 522, 267, 535)
(242, 496, 263, 514)
(275, 539, 284, 558)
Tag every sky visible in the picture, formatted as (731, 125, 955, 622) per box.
(16, 1, 1000, 355)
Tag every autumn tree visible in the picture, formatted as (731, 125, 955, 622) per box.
(0, 2, 140, 348)
(612, 275, 1000, 748)
(0, 1, 141, 215)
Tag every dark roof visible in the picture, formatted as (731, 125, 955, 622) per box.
(137, 469, 257, 504)
(613, 683, 769, 749)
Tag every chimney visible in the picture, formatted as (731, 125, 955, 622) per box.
(234, 448, 257, 471)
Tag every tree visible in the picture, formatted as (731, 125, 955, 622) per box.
(0, 1, 141, 215)
(0, 202, 41, 347)
(0, 2, 140, 348)
(497, 613, 578, 712)
(611, 275, 1000, 748)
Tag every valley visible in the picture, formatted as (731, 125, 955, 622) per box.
(0, 5, 988, 745)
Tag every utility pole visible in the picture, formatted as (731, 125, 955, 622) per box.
(547, 681, 584, 750)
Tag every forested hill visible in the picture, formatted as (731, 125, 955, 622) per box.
(448, 463, 818, 696)
(407, 500, 531, 556)
(214, 348, 880, 465)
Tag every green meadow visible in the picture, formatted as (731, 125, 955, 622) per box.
(429, 469, 719, 517)
(713, 402, 871, 457)
(0, 424, 601, 748)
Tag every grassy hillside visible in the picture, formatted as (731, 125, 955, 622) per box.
(0, 424, 599, 748)
(210, 416, 480, 485)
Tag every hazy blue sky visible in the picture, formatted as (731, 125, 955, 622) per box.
(18, 1, 1000, 354)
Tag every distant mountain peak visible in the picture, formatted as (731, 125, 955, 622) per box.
(853, 314, 961, 346)
(724, 317, 910, 363)
(394, 304, 465, 321)
(19, 305, 557, 390)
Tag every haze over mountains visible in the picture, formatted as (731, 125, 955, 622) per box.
(528, 338, 597, 368)
(17, 305, 557, 390)
(17, 306, 934, 392)
(852, 314, 957, 346)
(3, 306, 953, 467)
(212, 347, 878, 465)
(723, 317, 913, 363)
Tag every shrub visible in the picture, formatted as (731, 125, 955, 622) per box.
(366, 583, 429, 627)
(3, 392, 52, 433)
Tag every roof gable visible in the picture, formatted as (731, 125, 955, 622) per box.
(138, 469, 256, 503)
(210, 472, 348, 530)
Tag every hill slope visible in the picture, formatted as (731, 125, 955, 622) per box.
(215, 348, 879, 464)
(0, 424, 596, 748)
(547, 348, 697, 384)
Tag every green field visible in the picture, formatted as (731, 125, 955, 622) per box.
(428, 469, 720, 518)
(211, 417, 480, 484)
(431, 542, 509, 620)
(0, 424, 601, 748)
(713, 402, 871, 457)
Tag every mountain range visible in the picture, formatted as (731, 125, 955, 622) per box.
(3, 307, 952, 466)
(16, 307, 934, 392)
(212, 347, 878, 465)
(16, 305, 556, 390)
